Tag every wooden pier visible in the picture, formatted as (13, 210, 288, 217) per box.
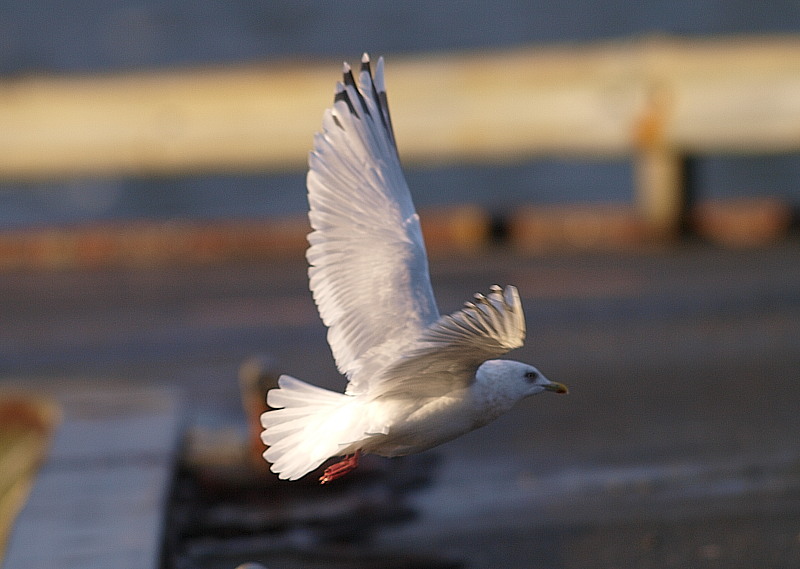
(2, 383, 183, 569)
(1, 36, 800, 237)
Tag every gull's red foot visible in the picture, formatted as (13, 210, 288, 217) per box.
(319, 450, 361, 484)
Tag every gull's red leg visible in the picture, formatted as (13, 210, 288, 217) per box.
(319, 449, 361, 484)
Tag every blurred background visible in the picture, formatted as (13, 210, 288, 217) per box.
(1, 2, 800, 569)
(2, 0, 800, 227)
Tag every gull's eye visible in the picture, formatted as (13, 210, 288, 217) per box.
(524, 371, 539, 382)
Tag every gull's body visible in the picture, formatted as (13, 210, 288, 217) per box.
(260, 54, 567, 483)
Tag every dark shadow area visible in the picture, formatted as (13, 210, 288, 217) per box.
(161, 450, 458, 569)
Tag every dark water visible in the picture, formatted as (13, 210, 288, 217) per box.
(2, 1, 800, 228)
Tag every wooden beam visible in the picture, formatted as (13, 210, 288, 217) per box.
(0, 46, 645, 180)
(2, 36, 800, 236)
(0, 63, 333, 179)
(5, 36, 800, 180)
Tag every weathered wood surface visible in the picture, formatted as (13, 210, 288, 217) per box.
(2, 383, 182, 569)
(3, 36, 800, 236)
(3, 37, 800, 180)
(0, 205, 497, 270)
(0, 395, 59, 559)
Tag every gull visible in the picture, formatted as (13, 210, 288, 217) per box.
(260, 53, 568, 484)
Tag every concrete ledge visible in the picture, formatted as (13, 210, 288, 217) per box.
(2, 382, 183, 569)
(0, 206, 489, 270)
(0, 199, 794, 270)
(508, 204, 655, 252)
(0, 218, 310, 270)
(691, 197, 794, 247)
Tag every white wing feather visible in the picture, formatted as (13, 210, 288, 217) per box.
(306, 54, 439, 390)
(375, 285, 526, 399)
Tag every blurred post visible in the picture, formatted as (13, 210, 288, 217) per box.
(238, 355, 279, 470)
(633, 83, 685, 239)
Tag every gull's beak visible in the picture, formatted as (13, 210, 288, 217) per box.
(543, 381, 569, 394)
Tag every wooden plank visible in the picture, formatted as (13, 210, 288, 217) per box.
(635, 37, 800, 153)
(0, 64, 332, 179)
(2, 383, 182, 569)
(0, 395, 59, 559)
(0, 47, 644, 180)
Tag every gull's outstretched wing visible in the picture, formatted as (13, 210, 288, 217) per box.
(307, 54, 439, 390)
(375, 285, 526, 399)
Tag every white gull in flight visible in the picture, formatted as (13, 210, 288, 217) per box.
(260, 54, 568, 484)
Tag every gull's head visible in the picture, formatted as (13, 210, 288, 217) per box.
(476, 359, 568, 406)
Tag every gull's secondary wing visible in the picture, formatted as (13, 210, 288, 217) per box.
(375, 285, 527, 399)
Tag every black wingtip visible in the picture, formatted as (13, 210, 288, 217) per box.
(342, 62, 356, 87)
(333, 84, 356, 115)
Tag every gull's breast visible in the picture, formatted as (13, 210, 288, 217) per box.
(362, 389, 486, 457)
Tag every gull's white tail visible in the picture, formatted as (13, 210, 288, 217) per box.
(260, 375, 363, 480)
